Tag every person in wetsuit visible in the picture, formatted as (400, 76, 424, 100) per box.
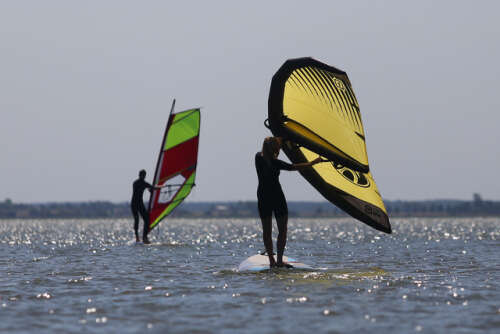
(131, 169, 153, 244)
(255, 137, 325, 268)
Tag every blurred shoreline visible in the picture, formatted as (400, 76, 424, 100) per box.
(1, 195, 499, 219)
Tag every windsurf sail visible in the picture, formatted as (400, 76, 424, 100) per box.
(148, 100, 201, 230)
(268, 58, 391, 233)
(268, 57, 369, 173)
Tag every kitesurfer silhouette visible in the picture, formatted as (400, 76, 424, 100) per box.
(255, 137, 326, 268)
(131, 169, 153, 244)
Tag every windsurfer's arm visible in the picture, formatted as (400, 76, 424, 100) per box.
(293, 157, 327, 170)
(277, 157, 327, 171)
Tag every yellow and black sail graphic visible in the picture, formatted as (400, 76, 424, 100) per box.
(268, 58, 391, 233)
(268, 57, 369, 173)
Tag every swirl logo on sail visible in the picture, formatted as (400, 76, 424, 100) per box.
(332, 77, 346, 92)
(332, 163, 370, 188)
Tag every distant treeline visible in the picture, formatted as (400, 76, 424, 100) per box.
(1, 196, 499, 219)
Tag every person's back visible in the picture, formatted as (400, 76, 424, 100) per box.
(132, 178, 151, 204)
(255, 152, 293, 191)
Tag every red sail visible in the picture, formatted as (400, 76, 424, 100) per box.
(148, 106, 200, 230)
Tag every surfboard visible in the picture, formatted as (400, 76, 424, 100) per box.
(238, 254, 313, 272)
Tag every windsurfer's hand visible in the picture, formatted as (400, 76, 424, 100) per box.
(312, 157, 326, 164)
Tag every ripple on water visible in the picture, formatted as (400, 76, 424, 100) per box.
(0, 217, 499, 333)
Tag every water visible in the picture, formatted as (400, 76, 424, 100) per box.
(0, 217, 499, 333)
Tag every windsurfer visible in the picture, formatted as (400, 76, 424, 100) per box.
(255, 137, 325, 268)
(131, 169, 154, 244)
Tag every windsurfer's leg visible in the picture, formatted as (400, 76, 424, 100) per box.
(276, 213, 288, 264)
(139, 203, 150, 243)
(260, 216, 274, 265)
(275, 193, 289, 266)
(258, 198, 276, 267)
(131, 204, 140, 241)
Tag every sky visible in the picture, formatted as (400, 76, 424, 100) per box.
(1, 1, 499, 203)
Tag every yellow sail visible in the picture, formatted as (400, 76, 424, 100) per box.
(268, 58, 391, 233)
(268, 57, 369, 173)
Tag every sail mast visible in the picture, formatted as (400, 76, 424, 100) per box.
(148, 99, 176, 214)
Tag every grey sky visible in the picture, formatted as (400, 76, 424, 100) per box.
(1, 1, 499, 203)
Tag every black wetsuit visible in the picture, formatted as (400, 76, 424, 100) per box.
(131, 178, 153, 240)
(255, 152, 294, 218)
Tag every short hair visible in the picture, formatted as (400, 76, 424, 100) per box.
(139, 169, 146, 178)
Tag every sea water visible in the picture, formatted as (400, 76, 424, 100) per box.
(0, 217, 499, 333)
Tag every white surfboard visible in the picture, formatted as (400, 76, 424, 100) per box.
(238, 254, 313, 272)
